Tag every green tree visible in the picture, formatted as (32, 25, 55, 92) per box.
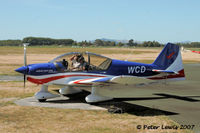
(94, 39, 104, 46)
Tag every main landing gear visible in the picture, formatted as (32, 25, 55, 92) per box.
(59, 86, 82, 95)
(35, 85, 82, 102)
(85, 86, 112, 103)
(34, 85, 59, 102)
(35, 85, 112, 103)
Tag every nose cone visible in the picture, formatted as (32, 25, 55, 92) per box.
(15, 66, 28, 74)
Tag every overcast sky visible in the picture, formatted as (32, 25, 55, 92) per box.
(0, 0, 200, 43)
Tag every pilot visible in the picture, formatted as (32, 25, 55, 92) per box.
(62, 59, 68, 70)
(70, 54, 88, 71)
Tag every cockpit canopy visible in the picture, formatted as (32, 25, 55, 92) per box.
(49, 52, 112, 72)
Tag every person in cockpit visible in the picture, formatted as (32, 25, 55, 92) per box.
(70, 54, 81, 71)
(78, 56, 88, 71)
(62, 59, 68, 70)
(70, 54, 88, 71)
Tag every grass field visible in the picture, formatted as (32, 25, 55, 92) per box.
(0, 46, 158, 55)
(0, 46, 198, 133)
(0, 105, 184, 133)
(187, 48, 200, 51)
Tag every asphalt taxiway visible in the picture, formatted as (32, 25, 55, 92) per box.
(118, 64, 200, 132)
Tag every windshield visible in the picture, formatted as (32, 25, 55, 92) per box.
(49, 52, 112, 72)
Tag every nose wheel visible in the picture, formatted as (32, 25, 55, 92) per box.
(38, 99, 47, 102)
(35, 85, 59, 102)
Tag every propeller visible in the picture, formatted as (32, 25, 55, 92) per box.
(23, 43, 29, 88)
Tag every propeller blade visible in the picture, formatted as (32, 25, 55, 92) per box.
(24, 74, 26, 88)
(23, 43, 29, 66)
(23, 43, 29, 89)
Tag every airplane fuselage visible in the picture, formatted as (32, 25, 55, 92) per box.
(16, 59, 160, 86)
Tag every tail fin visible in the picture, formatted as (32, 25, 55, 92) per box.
(153, 43, 185, 79)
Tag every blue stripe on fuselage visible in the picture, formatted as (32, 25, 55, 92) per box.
(26, 60, 159, 77)
(105, 59, 157, 77)
(28, 63, 58, 76)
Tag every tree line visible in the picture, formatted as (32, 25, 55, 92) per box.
(0, 37, 200, 48)
(176, 42, 200, 48)
(0, 40, 22, 46)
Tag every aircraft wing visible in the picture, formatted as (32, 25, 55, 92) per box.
(67, 77, 113, 86)
(67, 76, 154, 86)
(110, 76, 153, 85)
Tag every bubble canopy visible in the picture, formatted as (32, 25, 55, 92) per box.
(49, 52, 112, 71)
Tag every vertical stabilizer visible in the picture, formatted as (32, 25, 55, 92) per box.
(153, 43, 185, 79)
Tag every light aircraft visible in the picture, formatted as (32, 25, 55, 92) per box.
(15, 43, 185, 103)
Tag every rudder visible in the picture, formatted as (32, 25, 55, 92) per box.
(153, 43, 185, 79)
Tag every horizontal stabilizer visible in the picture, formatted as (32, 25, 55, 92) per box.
(152, 69, 178, 74)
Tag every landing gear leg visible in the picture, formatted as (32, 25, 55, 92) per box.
(59, 86, 82, 95)
(85, 86, 112, 103)
(35, 85, 59, 102)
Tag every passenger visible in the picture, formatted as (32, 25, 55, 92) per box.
(70, 54, 88, 71)
(70, 54, 81, 71)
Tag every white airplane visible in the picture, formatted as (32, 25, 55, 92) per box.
(15, 43, 185, 103)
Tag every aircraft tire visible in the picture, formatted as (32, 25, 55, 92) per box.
(89, 102, 99, 105)
(38, 99, 46, 102)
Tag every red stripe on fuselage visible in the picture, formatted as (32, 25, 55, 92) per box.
(73, 78, 93, 85)
(148, 69, 185, 80)
(27, 74, 106, 84)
